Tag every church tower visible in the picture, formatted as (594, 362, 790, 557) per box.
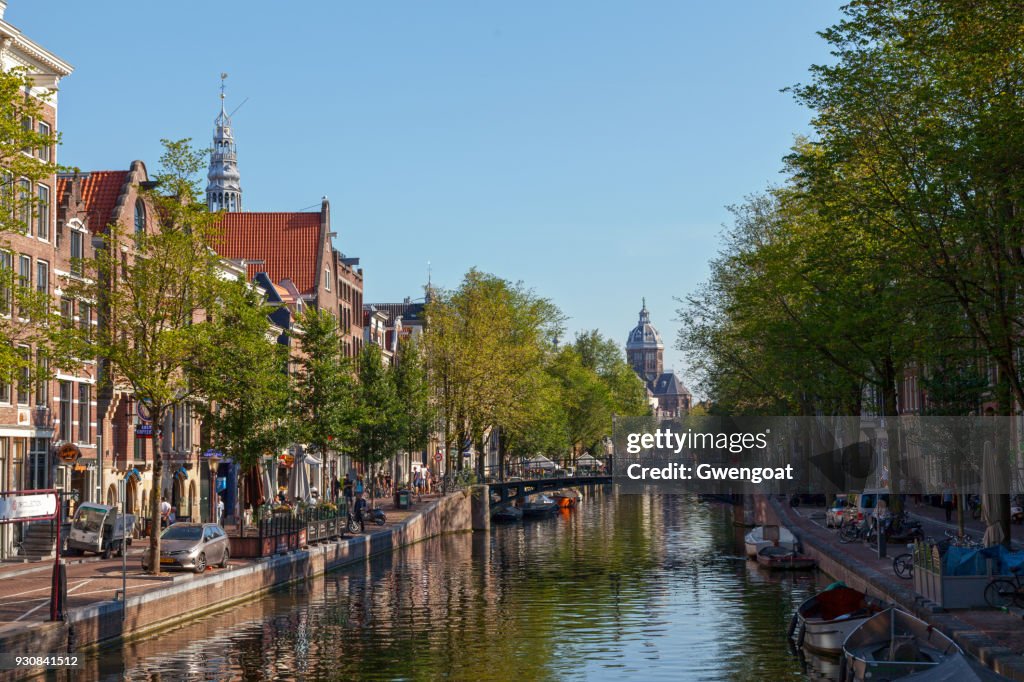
(206, 73, 242, 212)
(626, 298, 664, 385)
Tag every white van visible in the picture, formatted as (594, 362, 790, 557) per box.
(847, 488, 890, 524)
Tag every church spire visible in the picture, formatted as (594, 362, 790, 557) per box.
(206, 72, 242, 212)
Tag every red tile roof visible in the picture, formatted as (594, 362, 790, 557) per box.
(212, 212, 323, 295)
(57, 171, 129, 234)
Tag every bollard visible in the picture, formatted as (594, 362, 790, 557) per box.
(877, 527, 887, 558)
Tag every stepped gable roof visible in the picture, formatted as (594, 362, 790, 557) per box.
(212, 212, 322, 295)
(57, 171, 130, 234)
(652, 371, 691, 397)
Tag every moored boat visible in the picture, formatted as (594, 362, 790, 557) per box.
(551, 490, 581, 508)
(791, 584, 886, 655)
(492, 504, 523, 522)
(756, 546, 817, 571)
(521, 494, 559, 517)
(744, 525, 798, 558)
(841, 608, 962, 682)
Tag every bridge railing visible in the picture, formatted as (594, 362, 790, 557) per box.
(478, 456, 612, 484)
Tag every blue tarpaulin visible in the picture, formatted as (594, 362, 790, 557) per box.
(943, 545, 1024, 576)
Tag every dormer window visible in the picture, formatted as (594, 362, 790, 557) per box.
(134, 199, 146, 233)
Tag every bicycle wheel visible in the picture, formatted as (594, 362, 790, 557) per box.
(984, 579, 1018, 609)
(893, 554, 913, 580)
(839, 526, 859, 544)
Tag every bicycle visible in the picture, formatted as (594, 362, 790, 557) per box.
(839, 519, 871, 544)
(984, 568, 1024, 609)
(944, 529, 983, 550)
(893, 553, 913, 579)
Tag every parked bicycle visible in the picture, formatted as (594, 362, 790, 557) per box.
(984, 567, 1024, 609)
(944, 529, 983, 550)
(893, 553, 914, 579)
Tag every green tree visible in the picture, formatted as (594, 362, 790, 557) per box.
(392, 337, 434, 485)
(70, 139, 224, 574)
(291, 308, 357, 491)
(0, 68, 77, 383)
(352, 343, 403, 502)
(190, 281, 292, 512)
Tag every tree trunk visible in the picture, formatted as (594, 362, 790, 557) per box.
(881, 356, 903, 516)
(148, 404, 164, 576)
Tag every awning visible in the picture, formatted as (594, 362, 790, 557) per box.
(124, 467, 142, 482)
(174, 466, 188, 481)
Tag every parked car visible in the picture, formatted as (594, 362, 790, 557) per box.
(825, 495, 849, 528)
(141, 523, 230, 574)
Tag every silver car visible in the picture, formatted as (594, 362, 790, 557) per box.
(141, 523, 230, 573)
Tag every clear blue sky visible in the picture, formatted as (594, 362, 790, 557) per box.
(13, 1, 842, 387)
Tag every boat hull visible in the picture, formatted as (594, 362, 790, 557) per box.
(744, 526, 797, 558)
(795, 587, 884, 655)
(756, 545, 816, 570)
(842, 608, 962, 682)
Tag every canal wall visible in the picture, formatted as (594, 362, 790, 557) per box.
(0, 490, 473, 681)
(754, 494, 1024, 681)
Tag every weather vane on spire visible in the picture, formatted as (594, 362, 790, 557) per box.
(220, 72, 228, 101)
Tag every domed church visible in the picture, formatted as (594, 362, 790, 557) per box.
(626, 300, 692, 418)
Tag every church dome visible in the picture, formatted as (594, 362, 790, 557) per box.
(626, 299, 664, 351)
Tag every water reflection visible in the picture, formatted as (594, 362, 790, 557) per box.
(78, 493, 834, 681)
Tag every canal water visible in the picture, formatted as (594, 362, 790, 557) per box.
(84, 493, 839, 681)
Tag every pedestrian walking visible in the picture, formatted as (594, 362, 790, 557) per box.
(942, 485, 954, 523)
(343, 475, 354, 510)
(353, 492, 367, 532)
(160, 496, 171, 529)
(216, 497, 225, 526)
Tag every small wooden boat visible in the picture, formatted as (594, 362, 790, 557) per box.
(744, 525, 797, 558)
(551, 490, 581, 508)
(841, 608, 962, 682)
(492, 504, 523, 522)
(791, 584, 886, 655)
(521, 494, 559, 517)
(756, 546, 817, 571)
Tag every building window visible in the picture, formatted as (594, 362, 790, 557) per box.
(29, 438, 47, 489)
(79, 302, 92, 342)
(35, 354, 47, 407)
(18, 255, 30, 290)
(20, 118, 31, 155)
(17, 179, 30, 232)
(0, 369, 9, 404)
(77, 383, 90, 443)
(58, 381, 72, 442)
(36, 260, 48, 299)
(16, 347, 30, 405)
(134, 199, 146, 233)
(37, 121, 51, 162)
(70, 230, 84, 277)
(60, 298, 72, 328)
(36, 185, 49, 240)
(324, 269, 331, 291)
(0, 251, 11, 316)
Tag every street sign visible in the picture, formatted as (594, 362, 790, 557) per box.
(117, 479, 127, 506)
(135, 424, 153, 438)
(434, 452, 443, 462)
(0, 490, 58, 523)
